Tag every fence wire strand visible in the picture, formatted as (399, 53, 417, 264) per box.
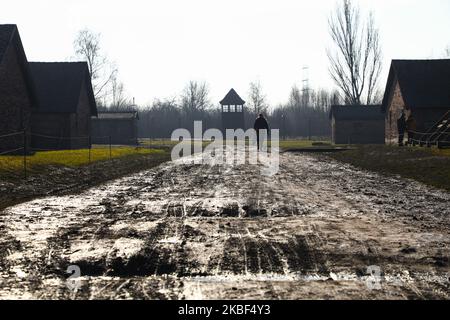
(0, 147, 24, 156)
(0, 131, 23, 139)
(1, 131, 151, 179)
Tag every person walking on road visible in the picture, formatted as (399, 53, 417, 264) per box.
(397, 110, 407, 147)
(406, 114, 417, 146)
(254, 114, 270, 151)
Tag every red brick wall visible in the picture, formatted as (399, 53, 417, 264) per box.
(0, 41, 33, 152)
(385, 79, 406, 145)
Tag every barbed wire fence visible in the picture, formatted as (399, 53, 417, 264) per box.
(0, 130, 150, 180)
(407, 129, 450, 148)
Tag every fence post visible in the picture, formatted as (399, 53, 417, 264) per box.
(109, 136, 112, 161)
(88, 135, 92, 164)
(308, 118, 312, 141)
(23, 130, 27, 179)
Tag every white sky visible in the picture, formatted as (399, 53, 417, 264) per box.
(3, 0, 450, 106)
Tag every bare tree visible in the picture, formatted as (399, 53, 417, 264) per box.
(110, 75, 132, 110)
(288, 86, 301, 109)
(327, 0, 382, 105)
(180, 81, 210, 113)
(248, 80, 269, 115)
(74, 29, 117, 102)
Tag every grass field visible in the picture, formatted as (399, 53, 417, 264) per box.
(328, 145, 450, 191)
(139, 138, 333, 150)
(278, 139, 332, 149)
(0, 146, 166, 178)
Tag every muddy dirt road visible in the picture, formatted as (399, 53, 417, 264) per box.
(0, 148, 449, 299)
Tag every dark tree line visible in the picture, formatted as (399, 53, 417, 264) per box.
(129, 81, 338, 139)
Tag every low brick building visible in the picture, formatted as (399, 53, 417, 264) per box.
(0, 24, 37, 153)
(29, 62, 98, 150)
(91, 111, 139, 145)
(382, 59, 450, 145)
(330, 105, 385, 145)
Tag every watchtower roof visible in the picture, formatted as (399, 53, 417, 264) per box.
(220, 88, 245, 105)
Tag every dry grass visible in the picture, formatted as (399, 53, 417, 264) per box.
(278, 140, 332, 150)
(328, 145, 450, 191)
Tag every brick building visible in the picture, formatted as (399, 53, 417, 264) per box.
(0, 24, 37, 153)
(29, 62, 97, 150)
(91, 111, 139, 145)
(382, 59, 450, 145)
(330, 105, 385, 145)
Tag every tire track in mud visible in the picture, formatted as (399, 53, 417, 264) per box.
(206, 220, 328, 277)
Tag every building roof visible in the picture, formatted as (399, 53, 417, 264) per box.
(220, 88, 245, 105)
(330, 105, 384, 121)
(94, 111, 139, 120)
(382, 59, 450, 111)
(29, 62, 97, 116)
(0, 24, 38, 106)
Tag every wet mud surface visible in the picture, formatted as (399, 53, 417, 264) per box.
(0, 148, 449, 299)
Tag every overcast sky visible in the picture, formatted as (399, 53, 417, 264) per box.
(3, 0, 450, 106)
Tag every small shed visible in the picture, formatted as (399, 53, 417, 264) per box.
(330, 105, 385, 145)
(91, 111, 139, 145)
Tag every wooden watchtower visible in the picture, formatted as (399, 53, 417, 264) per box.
(220, 88, 246, 133)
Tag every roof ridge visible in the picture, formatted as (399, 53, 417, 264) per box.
(392, 58, 450, 62)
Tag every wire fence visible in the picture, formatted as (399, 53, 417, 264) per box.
(406, 128, 450, 147)
(0, 130, 154, 179)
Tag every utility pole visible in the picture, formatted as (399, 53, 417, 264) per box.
(147, 112, 151, 149)
(302, 66, 311, 107)
(23, 130, 27, 179)
(302, 66, 312, 140)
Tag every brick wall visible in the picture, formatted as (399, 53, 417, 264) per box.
(0, 41, 32, 152)
(385, 79, 406, 145)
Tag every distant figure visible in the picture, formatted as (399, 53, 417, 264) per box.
(406, 114, 417, 145)
(397, 110, 407, 146)
(254, 114, 270, 150)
